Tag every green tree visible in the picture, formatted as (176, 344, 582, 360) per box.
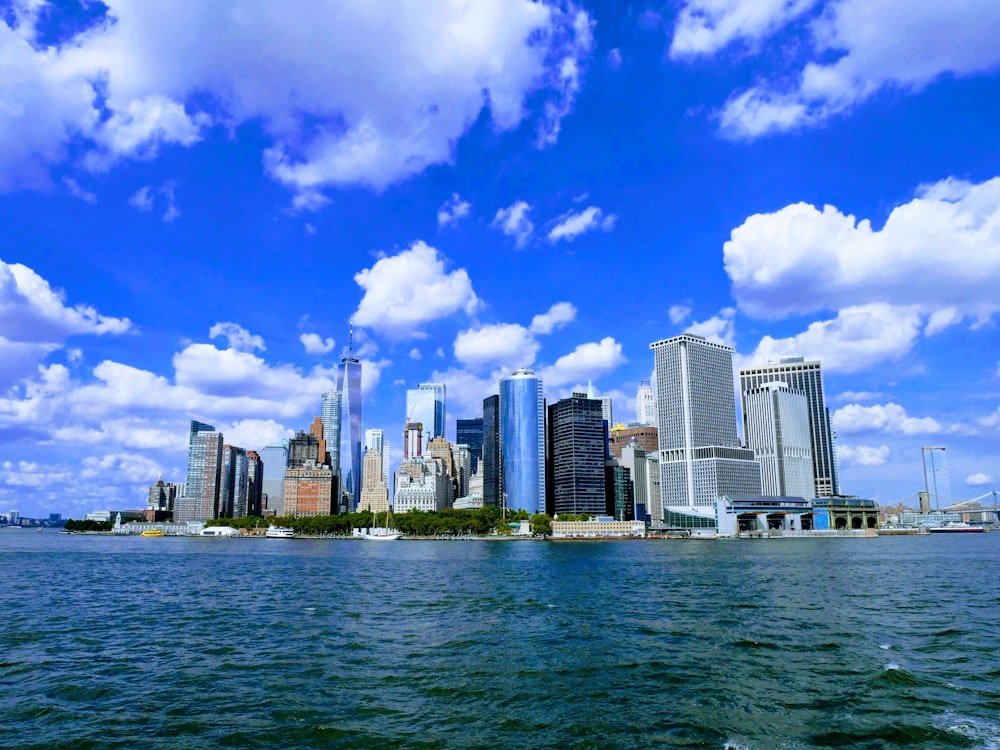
(530, 513, 552, 536)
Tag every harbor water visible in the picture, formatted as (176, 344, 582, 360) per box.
(2, 531, 999, 748)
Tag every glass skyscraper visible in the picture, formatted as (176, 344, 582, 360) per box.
(260, 440, 289, 515)
(500, 368, 545, 515)
(546, 396, 606, 516)
(482, 395, 501, 507)
(406, 383, 445, 454)
(339, 346, 362, 510)
(456, 417, 483, 474)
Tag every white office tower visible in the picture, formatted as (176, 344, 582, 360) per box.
(636, 380, 656, 427)
(620, 441, 649, 521)
(645, 452, 661, 525)
(650, 334, 762, 519)
(739, 357, 839, 498)
(365, 428, 384, 454)
(743, 382, 815, 499)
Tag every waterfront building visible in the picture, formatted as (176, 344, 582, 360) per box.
(147, 476, 178, 514)
(609, 424, 659, 459)
(636, 380, 656, 427)
(246, 450, 263, 517)
(739, 357, 839, 497)
(620, 441, 649, 523)
(359, 449, 389, 514)
(321, 388, 342, 478)
(605, 463, 634, 521)
(260, 440, 289, 515)
(452, 443, 472, 499)
(743, 382, 815, 499)
(551, 517, 646, 538)
(645, 452, 662, 525)
(393, 458, 450, 512)
(339, 327, 363, 509)
(650, 334, 761, 523)
(482, 395, 501, 507)
(180, 421, 223, 521)
(500, 368, 546, 515)
(456, 417, 484, 474)
(427, 436, 457, 508)
(283, 462, 335, 515)
(219, 445, 249, 518)
(288, 430, 320, 468)
(546, 395, 607, 517)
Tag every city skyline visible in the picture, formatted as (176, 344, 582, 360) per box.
(1, 2, 998, 518)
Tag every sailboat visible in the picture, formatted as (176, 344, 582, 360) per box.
(360, 508, 402, 541)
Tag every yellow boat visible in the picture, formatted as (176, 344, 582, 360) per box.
(140, 528, 165, 537)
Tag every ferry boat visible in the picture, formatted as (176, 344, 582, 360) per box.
(140, 528, 165, 537)
(265, 525, 296, 539)
(928, 522, 985, 533)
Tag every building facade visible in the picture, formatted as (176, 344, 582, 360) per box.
(260, 440, 289, 515)
(339, 347, 363, 509)
(620, 442, 649, 522)
(482, 395, 501, 507)
(500, 368, 546, 515)
(743, 382, 815, 499)
(546, 396, 607, 517)
(651, 334, 761, 514)
(283, 463, 335, 516)
(739, 357, 839, 497)
(636, 380, 656, 427)
(359, 449, 389, 513)
(456, 417, 484, 475)
(182, 422, 223, 521)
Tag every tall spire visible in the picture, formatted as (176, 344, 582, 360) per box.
(587, 379, 595, 399)
(348, 318, 354, 357)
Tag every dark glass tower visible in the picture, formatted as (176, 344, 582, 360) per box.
(546, 396, 606, 516)
(456, 417, 484, 474)
(482, 395, 501, 507)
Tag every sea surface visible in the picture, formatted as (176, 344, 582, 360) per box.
(1, 531, 999, 749)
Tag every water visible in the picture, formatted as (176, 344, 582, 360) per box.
(2, 532, 999, 749)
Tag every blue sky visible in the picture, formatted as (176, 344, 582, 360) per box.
(2, 0, 999, 518)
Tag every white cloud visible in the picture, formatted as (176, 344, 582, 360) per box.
(833, 390, 884, 403)
(299, 333, 335, 355)
(724, 177, 1000, 322)
(353, 241, 480, 338)
(547, 206, 616, 243)
(669, 305, 692, 325)
(837, 444, 890, 467)
(63, 177, 96, 205)
(290, 189, 331, 214)
(0, 259, 131, 385)
(454, 323, 540, 372)
(530, 302, 577, 335)
(966, 473, 993, 487)
(832, 402, 944, 436)
(541, 337, 626, 388)
(670, 0, 817, 58)
(0, 2, 595, 195)
(129, 186, 155, 211)
(745, 304, 923, 374)
(218, 419, 295, 450)
(715, 1, 1000, 138)
(687, 307, 736, 347)
(409, 348, 421, 360)
(437, 193, 471, 227)
(209, 322, 265, 353)
(608, 48, 622, 68)
(81, 452, 165, 484)
(492, 201, 534, 247)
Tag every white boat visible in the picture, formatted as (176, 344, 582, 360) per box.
(928, 522, 985, 533)
(265, 525, 296, 539)
(360, 510, 402, 541)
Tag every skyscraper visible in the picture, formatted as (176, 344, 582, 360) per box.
(650, 334, 761, 515)
(546, 395, 606, 517)
(339, 326, 363, 509)
(636, 380, 656, 427)
(260, 440, 289, 515)
(404, 422, 423, 459)
(500, 368, 546, 515)
(739, 357, 839, 497)
(359, 449, 389, 513)
(420, 382, 445, 438)
(405, 382, 444, 454)
(365, 428, 384, 454)
(743, 382, 815, 499)
(620, 441, 649, 522)
(482, 395, 501, 507)
(182, 422, 223, 521)
(456, 417, 484, 474)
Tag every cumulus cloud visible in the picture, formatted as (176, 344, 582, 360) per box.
(669, 305, 692, 325)
(353, 241, 480, 338)
(129, 186, 155, 211)
(0, 2, 595, 196)
(0, 259, 131, 386)
(541, 337, 626, 388)
(745, 304, 923, 374)
(209, 322, 265, 353)
(966, 473, 993, 486)
(530, 302, 577, 335)
(409, 348, 421, 360)
(724, 177, 1000, 322)
(686, 308, 737, 347)
(670, 0, 817, 58)
(300, 333, 335, 355)
(547, 206, 616, 242)
(63, 177, 96, 205)
(714, 1, 1000, 138)
(833, 390, 884, 403)
(454, 323, 541, 372)
(837, 444, 890, 467)
(437, 194, 471, 227)
(492, 201, 534, 247)
(832, 402, 945, 436)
